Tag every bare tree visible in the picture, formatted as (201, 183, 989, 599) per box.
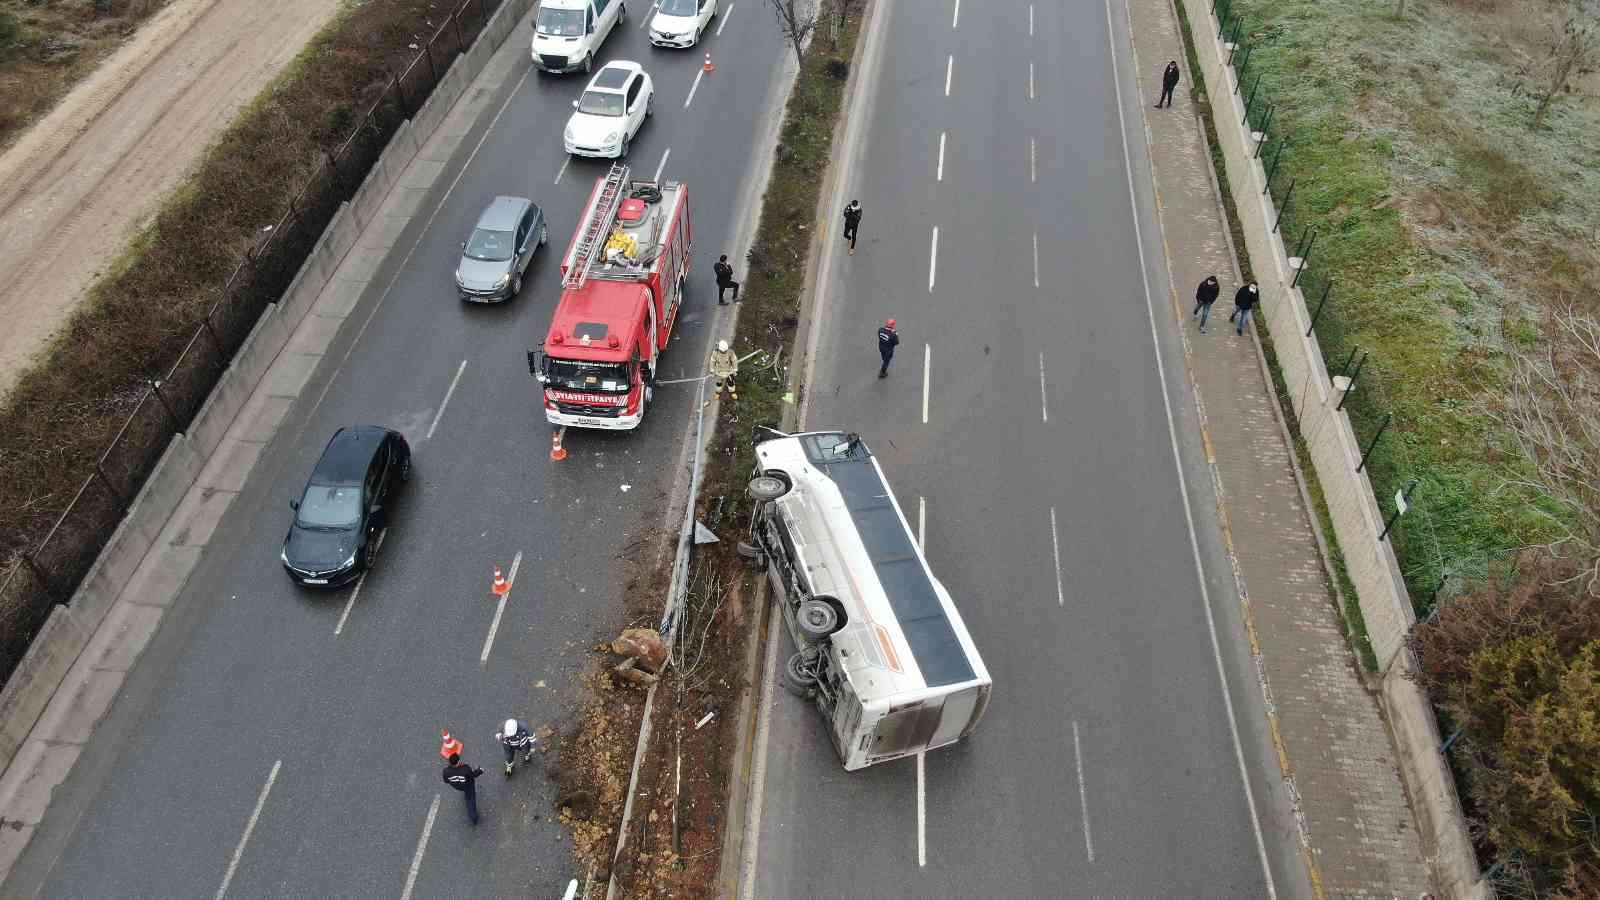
(767, 0, 818, 68)
(1496, 306, 1600, 594)
(1533, 0, 1599, 129)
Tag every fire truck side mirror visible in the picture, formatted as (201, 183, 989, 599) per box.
(527, 349, 546, 382)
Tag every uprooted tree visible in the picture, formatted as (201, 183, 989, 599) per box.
(1496, 305, 1600, 596)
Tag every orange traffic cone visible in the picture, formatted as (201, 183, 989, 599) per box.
(703, 52, 715, 73)
(550, 427, 568, 461)
(440, 730, 463, 760)
(491, 566, 510, 596)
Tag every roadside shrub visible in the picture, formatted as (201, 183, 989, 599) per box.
(1415, 552, 1600, 895)
(0, 11, 20, 47)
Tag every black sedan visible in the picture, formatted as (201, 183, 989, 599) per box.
(281, 426, 410, 587)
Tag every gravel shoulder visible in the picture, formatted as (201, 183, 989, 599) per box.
(0, 0, 342, 402)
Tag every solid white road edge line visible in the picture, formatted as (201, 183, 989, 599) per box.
(213, 759, 281, 900)
(1104, 0, 1278, 893)
(716, 2, 735, 36)
(399, 793, 441, 900)
(1039, 351, 1048, 423)
(917, 751, 928, 867)
(928, 226, 938, 292)
(685, 67, 705, 109)
(480, 549, 523, 664)
(653, 147, 672, 183)
(945, 55, 953, 96)
(922, 343, 931, 424)
(309, 69, 531, 419)
(426, 359, 468, 440)
(1073, 721, 1094, 862)
(334, 527, 386, 636)
(937, 131, 946, 182)
(1050, 507, 1064, 606)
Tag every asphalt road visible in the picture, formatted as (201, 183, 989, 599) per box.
(748, 1, 1314, 897)
(5, 4, 788, 898)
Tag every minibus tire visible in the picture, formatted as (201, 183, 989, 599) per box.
(747, 473, 791, 502)
(784, 652, 818, 698)
(797, 598, 841, 639)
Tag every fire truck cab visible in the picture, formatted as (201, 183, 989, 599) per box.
(529, 164, 692, 431)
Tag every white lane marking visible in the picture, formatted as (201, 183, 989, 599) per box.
(640, 1, 658, 28)
(1105, 0, 1277, 892)
(308, 70, 530, 419)
(1039, 352, 1049, 423)
(426, 360, 468, 441)
(1030, 136, 1037, 183)
(936, 131, 946, 181)
(480, 550, 523, 664)
(1073, 722, 1094, 862)
(928, 226, 938, 292)
(685, 67, 705, 108)
(1049, 507, 1064, 605)
(944, 55, 953, 96)
(716, 2, 735, 35)
(951, 0, 960, 28)
(653, 147, 672, 183)
(918, 496, 926, 550)
(554, 155, 571, 185)
(214, 759, 281, 900)
(400, 794, 441, 900)
(334, 528, 386, 636)
(922, 344, 931, 424)
(1032, 232, 1040, 288)
(1030, 3, 1034, 36)
(916, 751, 928, 867)
(1029, 60, 1036, 100)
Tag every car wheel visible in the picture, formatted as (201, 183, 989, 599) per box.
(619, 3, 627, 23)
(364, 539, 379, 571)
(511, 274, 523, 296)
(583, 53, 593, 73)
(539, 223, 548, 246)
(645, 94, 654, 118)
(619, 136, 630, 158)
(401, 455, 412, 483)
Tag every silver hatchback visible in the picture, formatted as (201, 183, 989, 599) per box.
(455, 196, 548, 302)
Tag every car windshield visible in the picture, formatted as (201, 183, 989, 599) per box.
(296, 483, 361, 529)
(536, 7, 584, 36)
(577, 90, 625, 117)
(658, 0, 698, 14)
(464, 227, 514, 262)
(545, 359, 631, 391)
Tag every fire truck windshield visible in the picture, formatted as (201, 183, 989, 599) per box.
(545, 359, 631, 392)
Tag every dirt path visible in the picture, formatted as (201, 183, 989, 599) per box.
(0, 0, 343, 402)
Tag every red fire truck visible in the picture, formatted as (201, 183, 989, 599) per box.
(528, 163, 692, 431)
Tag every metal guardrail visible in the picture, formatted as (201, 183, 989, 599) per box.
(0, 0, 506, 680)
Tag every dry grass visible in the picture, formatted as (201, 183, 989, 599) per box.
(0, 0, 173, 151)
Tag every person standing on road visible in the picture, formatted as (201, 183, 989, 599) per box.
(1193, 275, 1220, 333)
(442, 753, 485, 825)
(1156, 61, 1181, 108)
(842, 200, 863, 256)
(877, 318, 899, 378)
(714, 254, 740, 305)
(496, 719, 537, 776)
(1229, 282, 1259, 336)
(709, 339, 739, 401)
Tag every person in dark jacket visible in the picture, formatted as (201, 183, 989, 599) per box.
(877, 318, 899, 378)
(1229, 282, 1259, 335)
(843, 201, 863, 255)
(1193, 275, 1221, 333)
(714, 254, 740, 304)
(442, 753, 485, 825)
(1156, 61, 1181, 108)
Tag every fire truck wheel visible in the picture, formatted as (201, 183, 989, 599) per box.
(797, 598, 841, 639)
(747, 474, 790, 502)
(784, 652, 818, 698)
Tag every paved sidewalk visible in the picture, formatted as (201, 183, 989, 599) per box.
(1122, 0, 1433, 896)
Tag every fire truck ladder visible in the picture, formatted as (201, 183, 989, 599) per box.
(564, 162, 631, 291)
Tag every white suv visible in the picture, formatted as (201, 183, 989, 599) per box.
(564, 61, 654, 158)
(531, 0, 625, 74)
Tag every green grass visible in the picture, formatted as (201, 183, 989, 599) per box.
(1216, 0, 1596, 611)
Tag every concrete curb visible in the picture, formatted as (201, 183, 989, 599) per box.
(0, 0, 537, 885)
(1173, 0, 1487, 896)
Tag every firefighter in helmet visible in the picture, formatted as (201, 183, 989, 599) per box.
(710, 339, 738, 401)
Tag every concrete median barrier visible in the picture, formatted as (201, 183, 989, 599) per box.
(65, 513, 153, 640)
(350, 155, 394, 228)
(0, 608, 88, 771)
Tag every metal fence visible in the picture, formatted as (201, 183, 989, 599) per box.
(0, 0, 505, 678)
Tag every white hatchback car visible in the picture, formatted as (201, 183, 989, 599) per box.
(649, 0, 717, 48)
(564, 61, 654, 159)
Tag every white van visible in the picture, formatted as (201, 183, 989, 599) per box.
(531, 0, 626, 75)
